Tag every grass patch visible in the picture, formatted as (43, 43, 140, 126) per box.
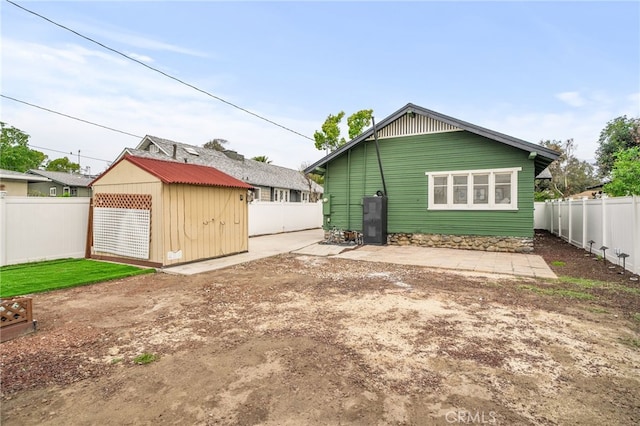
(551, 260, 566, 267)
(619, 337, 640, 348)
(633, 313, 640, 322)
(558, 276, 640, 295)
(133, 353, 158, 365)
(111, 358, 123, 365)
(519, 284, 595, 300)
(0, 258, 155, 298)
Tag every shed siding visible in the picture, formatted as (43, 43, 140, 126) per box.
(161, 184, 247, 266)
(324, 131, 535, 238)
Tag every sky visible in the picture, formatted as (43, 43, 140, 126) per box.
(1, 1, 639, 176)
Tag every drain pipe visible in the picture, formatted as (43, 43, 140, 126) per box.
(372, 116, 388, 196)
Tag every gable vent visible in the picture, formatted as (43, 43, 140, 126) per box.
(367, 113, 461, 140)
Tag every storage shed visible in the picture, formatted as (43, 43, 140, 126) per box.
(89, 155, 253, 267)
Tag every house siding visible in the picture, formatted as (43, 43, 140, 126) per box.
(323, 131, 535, 238)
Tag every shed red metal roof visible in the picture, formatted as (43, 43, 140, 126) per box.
(91, 155, 253, 189)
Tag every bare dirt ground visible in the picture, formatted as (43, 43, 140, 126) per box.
(1, 230, 639, 425)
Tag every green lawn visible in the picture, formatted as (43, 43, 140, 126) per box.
(0, 258, 155, 298)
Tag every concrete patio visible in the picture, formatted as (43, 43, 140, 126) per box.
(163, 229, 556, 279)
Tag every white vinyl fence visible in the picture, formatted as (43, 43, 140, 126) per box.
(0, 196, 323, 266)
(248, 201, 323, 236)
(534, 196, 640, 275)
(0, 196, 90, 267)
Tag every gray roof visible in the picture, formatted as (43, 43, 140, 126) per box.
(304, 103, 560, 177)
(118, 135, 322, 193)
(0, 169, 50, 182)
(28, 170, 94, 187)
(535, 167, 553, 180)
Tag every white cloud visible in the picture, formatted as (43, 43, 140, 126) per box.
(556, 91, 586, 107)
(127, 52, 154, 63)
(1, 37, 317, 175)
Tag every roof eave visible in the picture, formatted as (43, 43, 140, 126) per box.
(304, 103, 561, 175)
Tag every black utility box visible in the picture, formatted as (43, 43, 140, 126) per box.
(362, 196, 387, 245)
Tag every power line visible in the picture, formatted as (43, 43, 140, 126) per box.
(1, 94, 143, 139)
(6, 0, 314, 142)
(29, 144, 112, 164)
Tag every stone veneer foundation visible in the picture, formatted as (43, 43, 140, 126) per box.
(387, 233, 534, 253)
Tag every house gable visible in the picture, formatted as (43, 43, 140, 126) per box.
(365, 112, 462, 140)
(306, 103, 559, 178)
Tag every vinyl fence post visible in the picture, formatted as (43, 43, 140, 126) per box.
(568, 198, 573, 245)
(582, 198, 587, 249)
(633, 195, 639, 275)
(0, 194, 6, 266)
(602, 197, 607, 260)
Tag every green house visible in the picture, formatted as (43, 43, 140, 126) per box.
(304, 103, 559, 252)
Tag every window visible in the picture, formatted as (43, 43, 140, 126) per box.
(433, 176, 447, 205)
(63, 187, 70, 196)
(302, 192, 309, 203)
(49, 187, 57, 197)
(251, 188, 261, 202)
(273, 188, 289, 202)
(426, 167, 520, 210)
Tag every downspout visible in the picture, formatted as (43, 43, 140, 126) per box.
(372, 116, 388, 196)
(347, 150, 351, 229)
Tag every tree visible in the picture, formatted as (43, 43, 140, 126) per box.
(251, 155, 272, 164)
(46, 157, 80, 173)
(313, 109, 373, 153)
(299, 162, 323, 202)
(347, 109, 373, 140)
(595, 116, 640, 178)
(603, 147, 640, 196)
(0, 122, 47, 172)
(314, 111, 345, 153)
(203, 138, 229, 151)
(536, 139, 599, 199)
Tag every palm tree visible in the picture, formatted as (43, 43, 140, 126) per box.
(251, 155, 272, 164)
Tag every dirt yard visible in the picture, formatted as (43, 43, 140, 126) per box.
(1, 231, 639, 425)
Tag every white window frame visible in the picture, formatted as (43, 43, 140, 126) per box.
(426, 167, 520, 211)
(251, 187, 261, 202)
(63, 186, 70, 196)
(301, 191, 309, 203)
(273, 188, 289, 203)
(49, 187, 57, 197)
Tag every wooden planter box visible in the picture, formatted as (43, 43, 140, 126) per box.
(1, 298, 37, 342)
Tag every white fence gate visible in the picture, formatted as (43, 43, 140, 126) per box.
(0, 196, 323, 266)
(534, 196, 640, 275)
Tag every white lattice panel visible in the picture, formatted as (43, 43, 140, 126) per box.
(93, 208, 150, 259)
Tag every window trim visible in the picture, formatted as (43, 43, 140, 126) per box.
(49, 187, 57, 197)
(426, 167, 520, 211)
(273, 187, 290, 203)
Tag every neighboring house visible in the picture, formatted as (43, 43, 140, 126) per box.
(569, 183, 607, 200)
(89, 155, 253, 267)
(0, 169, 50, 196)
(304, 103, 560, 252)
(27, 170, 94, 197)
(116, 135, 323, 203)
